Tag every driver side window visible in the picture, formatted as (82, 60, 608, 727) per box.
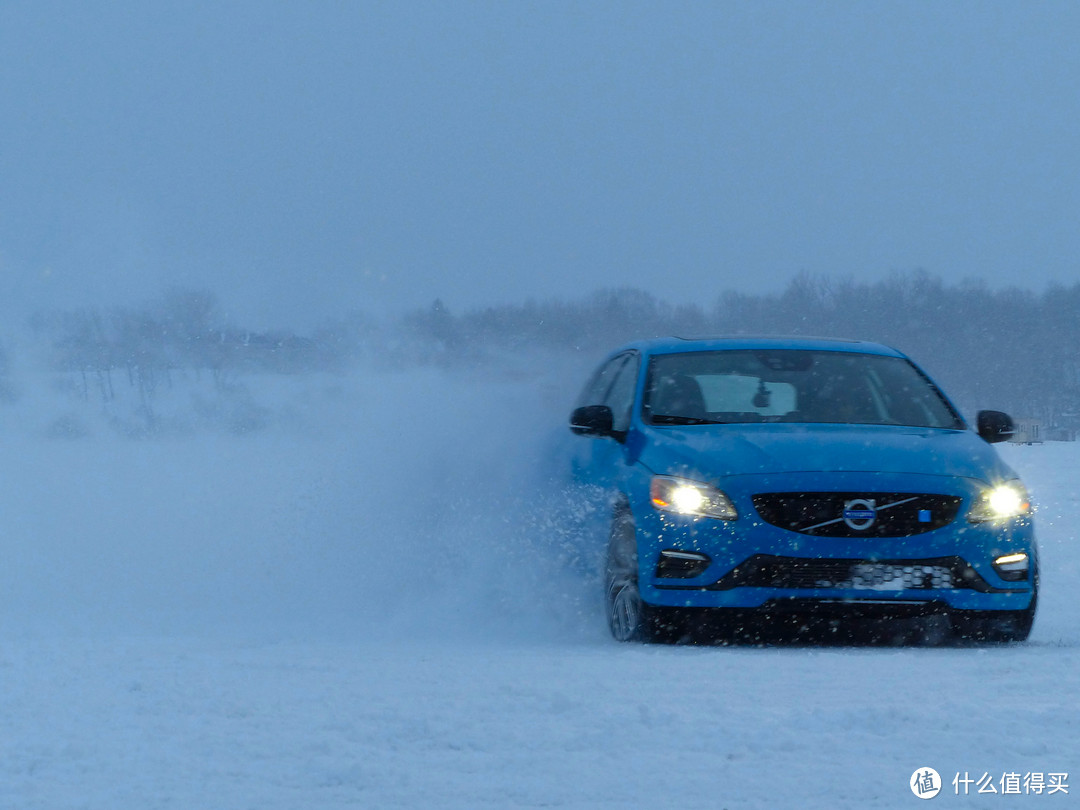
(576, 355, 625, 408)
(603, 354, 640, 432)
(575, 353, 640, 433)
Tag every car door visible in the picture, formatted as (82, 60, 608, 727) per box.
(571, 351, 641, 523)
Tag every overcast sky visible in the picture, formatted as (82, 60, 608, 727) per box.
(1, 2, 1078, 327)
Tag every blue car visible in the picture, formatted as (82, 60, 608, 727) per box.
(568, 337, 1037, 644)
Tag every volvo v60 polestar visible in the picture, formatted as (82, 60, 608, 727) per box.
(568, 337, 1037, 643)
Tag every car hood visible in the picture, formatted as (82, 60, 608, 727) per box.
(635, 423, 1016, 484)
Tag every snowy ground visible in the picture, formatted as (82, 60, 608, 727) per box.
(0, 363, 1077, 808)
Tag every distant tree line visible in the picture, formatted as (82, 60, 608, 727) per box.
(23, 272, 1080, 433)
(31, 289, 335, 404)
(402, 272, 1080, 432)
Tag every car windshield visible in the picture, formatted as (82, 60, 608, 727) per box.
(643, 349, 964, 429)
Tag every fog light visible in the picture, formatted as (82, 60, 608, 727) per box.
(656, 549, 711, 579)
(993, 552, 1030, 582)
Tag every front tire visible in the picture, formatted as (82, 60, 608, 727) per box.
(605, 511, 646, 642)
(604, 511, 683, 643)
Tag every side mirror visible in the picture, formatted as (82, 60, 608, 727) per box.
(570, 405, 615, 437)
(977, 410, 1015, 444)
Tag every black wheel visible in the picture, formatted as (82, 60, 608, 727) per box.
(604, 511, 646, 642)
(604, 511, 684, 643)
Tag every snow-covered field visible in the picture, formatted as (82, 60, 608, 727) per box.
(0, 362, 1077, 808)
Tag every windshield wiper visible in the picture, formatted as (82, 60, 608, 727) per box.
(650, 414, 728, 425)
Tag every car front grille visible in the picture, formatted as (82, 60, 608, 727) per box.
(752, 492, 963, 537)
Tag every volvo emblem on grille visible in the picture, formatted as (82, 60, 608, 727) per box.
(842, 498, 877, 530)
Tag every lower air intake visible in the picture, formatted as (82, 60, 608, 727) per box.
(705, 555, 1010, 593)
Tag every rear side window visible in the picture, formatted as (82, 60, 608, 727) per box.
(697, 375, 797, 416)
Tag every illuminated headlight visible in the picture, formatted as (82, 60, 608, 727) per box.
(968, 482, 1032, 523)
(992, 552, 1030, 582)
(650, 476, 737, 520)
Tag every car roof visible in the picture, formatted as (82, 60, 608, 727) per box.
(614, 336, 906, 358)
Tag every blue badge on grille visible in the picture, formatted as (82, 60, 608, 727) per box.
(842, 498, 877, 530)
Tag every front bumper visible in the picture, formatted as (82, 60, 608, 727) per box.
(631, 472, 1037, 613)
